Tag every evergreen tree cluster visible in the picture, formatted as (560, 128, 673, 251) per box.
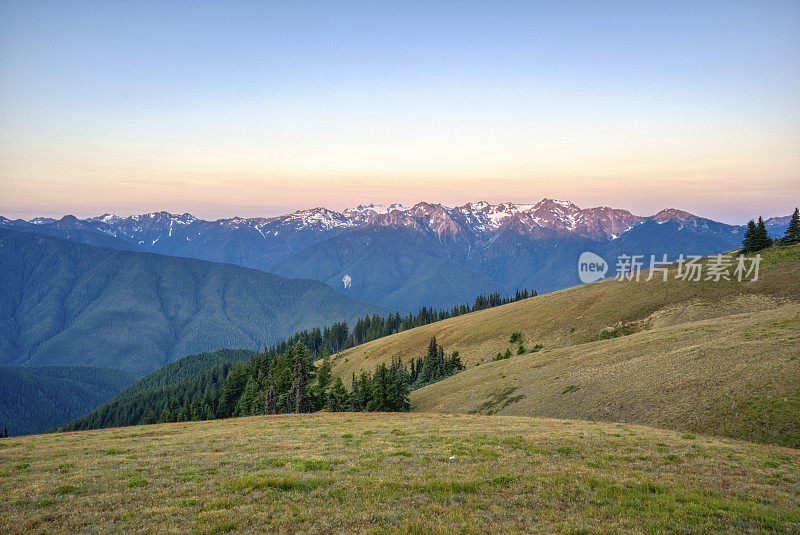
(349, 358, 411, 412)
(407, 336, 464, 390)
(60, 337, 463, 431)
(742, 217, 772, 253)
(152, 336, 464, 421)
(60, 283, 531, 432)
(275, 289, 537, 358)
(742, 208, 800, 252)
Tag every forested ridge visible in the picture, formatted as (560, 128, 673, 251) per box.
(5, 285, 533, 435)
(60, 337, 462, 431)
(0, 366, 137, 436)
(276, 289, 536, 357)
(0, 229, 382, 375)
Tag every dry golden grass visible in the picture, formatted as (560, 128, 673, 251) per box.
(1, 412, 798, 533)
(412, 302, 800, 447)
(328, 247, 800, 446)
(332, 247, 800, 375)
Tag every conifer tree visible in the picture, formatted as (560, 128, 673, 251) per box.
(754, 216, 771, 251)
(350, 372, 366, 411)
(216, 364, 249, 418)
(142, 410, 156, 425)
(159, 403, 171, 423)
(264, 381, 277, 414)
(202, 385, 216, 419)
(190, 393, 202, 421)
(291, 343, 311, 413)
(327, 377, 349, 412)
(742, 219, 757, 252)
(366, 363, 391, 411)
(236, 376, 259, 416)
(178, 399, 190, 421)
(313, 353, 333, 409)
(782, 207, 800, 245)
(389, 357, 410, 411)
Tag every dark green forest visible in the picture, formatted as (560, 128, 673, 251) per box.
(0, 366, 137, 436)
(62, 285, 538, 431)
(4, 269, 534, 436)
(60, 337, 462, 431)
(116, 349, 257, 398)
(276, 288, 536, 357)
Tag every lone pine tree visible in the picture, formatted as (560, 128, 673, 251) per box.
(742, 220, 757, 252)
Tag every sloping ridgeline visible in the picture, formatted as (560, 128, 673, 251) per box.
(60, 337, 463, 431)
(116, 348, 257, 398)
(0, 229, 386, 376)
(60, 349, 257, 431)
(0, 350, 256, 436)
(0, 365, 137, 435)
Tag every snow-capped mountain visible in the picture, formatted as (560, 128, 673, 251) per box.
(10, 199, 706, 244)
(2, 199, 782, 312)
(343, 203, 409, 223)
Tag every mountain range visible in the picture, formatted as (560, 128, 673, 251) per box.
(3, 200, 791, 311)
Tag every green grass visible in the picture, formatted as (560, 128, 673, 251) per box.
(126, 476, 149, 488)
(1, 412, 797, 533)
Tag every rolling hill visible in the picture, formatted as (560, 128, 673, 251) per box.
(328, 245, 800, 447)
(0, 229, 385, 376)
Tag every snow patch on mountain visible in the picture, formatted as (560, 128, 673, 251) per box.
(283, 208, 355, 230)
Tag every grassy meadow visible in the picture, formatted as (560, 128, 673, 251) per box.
(1, 412, 799, 534)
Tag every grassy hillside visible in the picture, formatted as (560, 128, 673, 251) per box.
(329, 246, 800, 446)
(414, 302, 800, 447)
(0, 366, 137, 436)
(0, 413, 797, 533)
(0, 229, 384, 375)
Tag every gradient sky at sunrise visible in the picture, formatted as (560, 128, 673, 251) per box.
(1, 1, 798, 223)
